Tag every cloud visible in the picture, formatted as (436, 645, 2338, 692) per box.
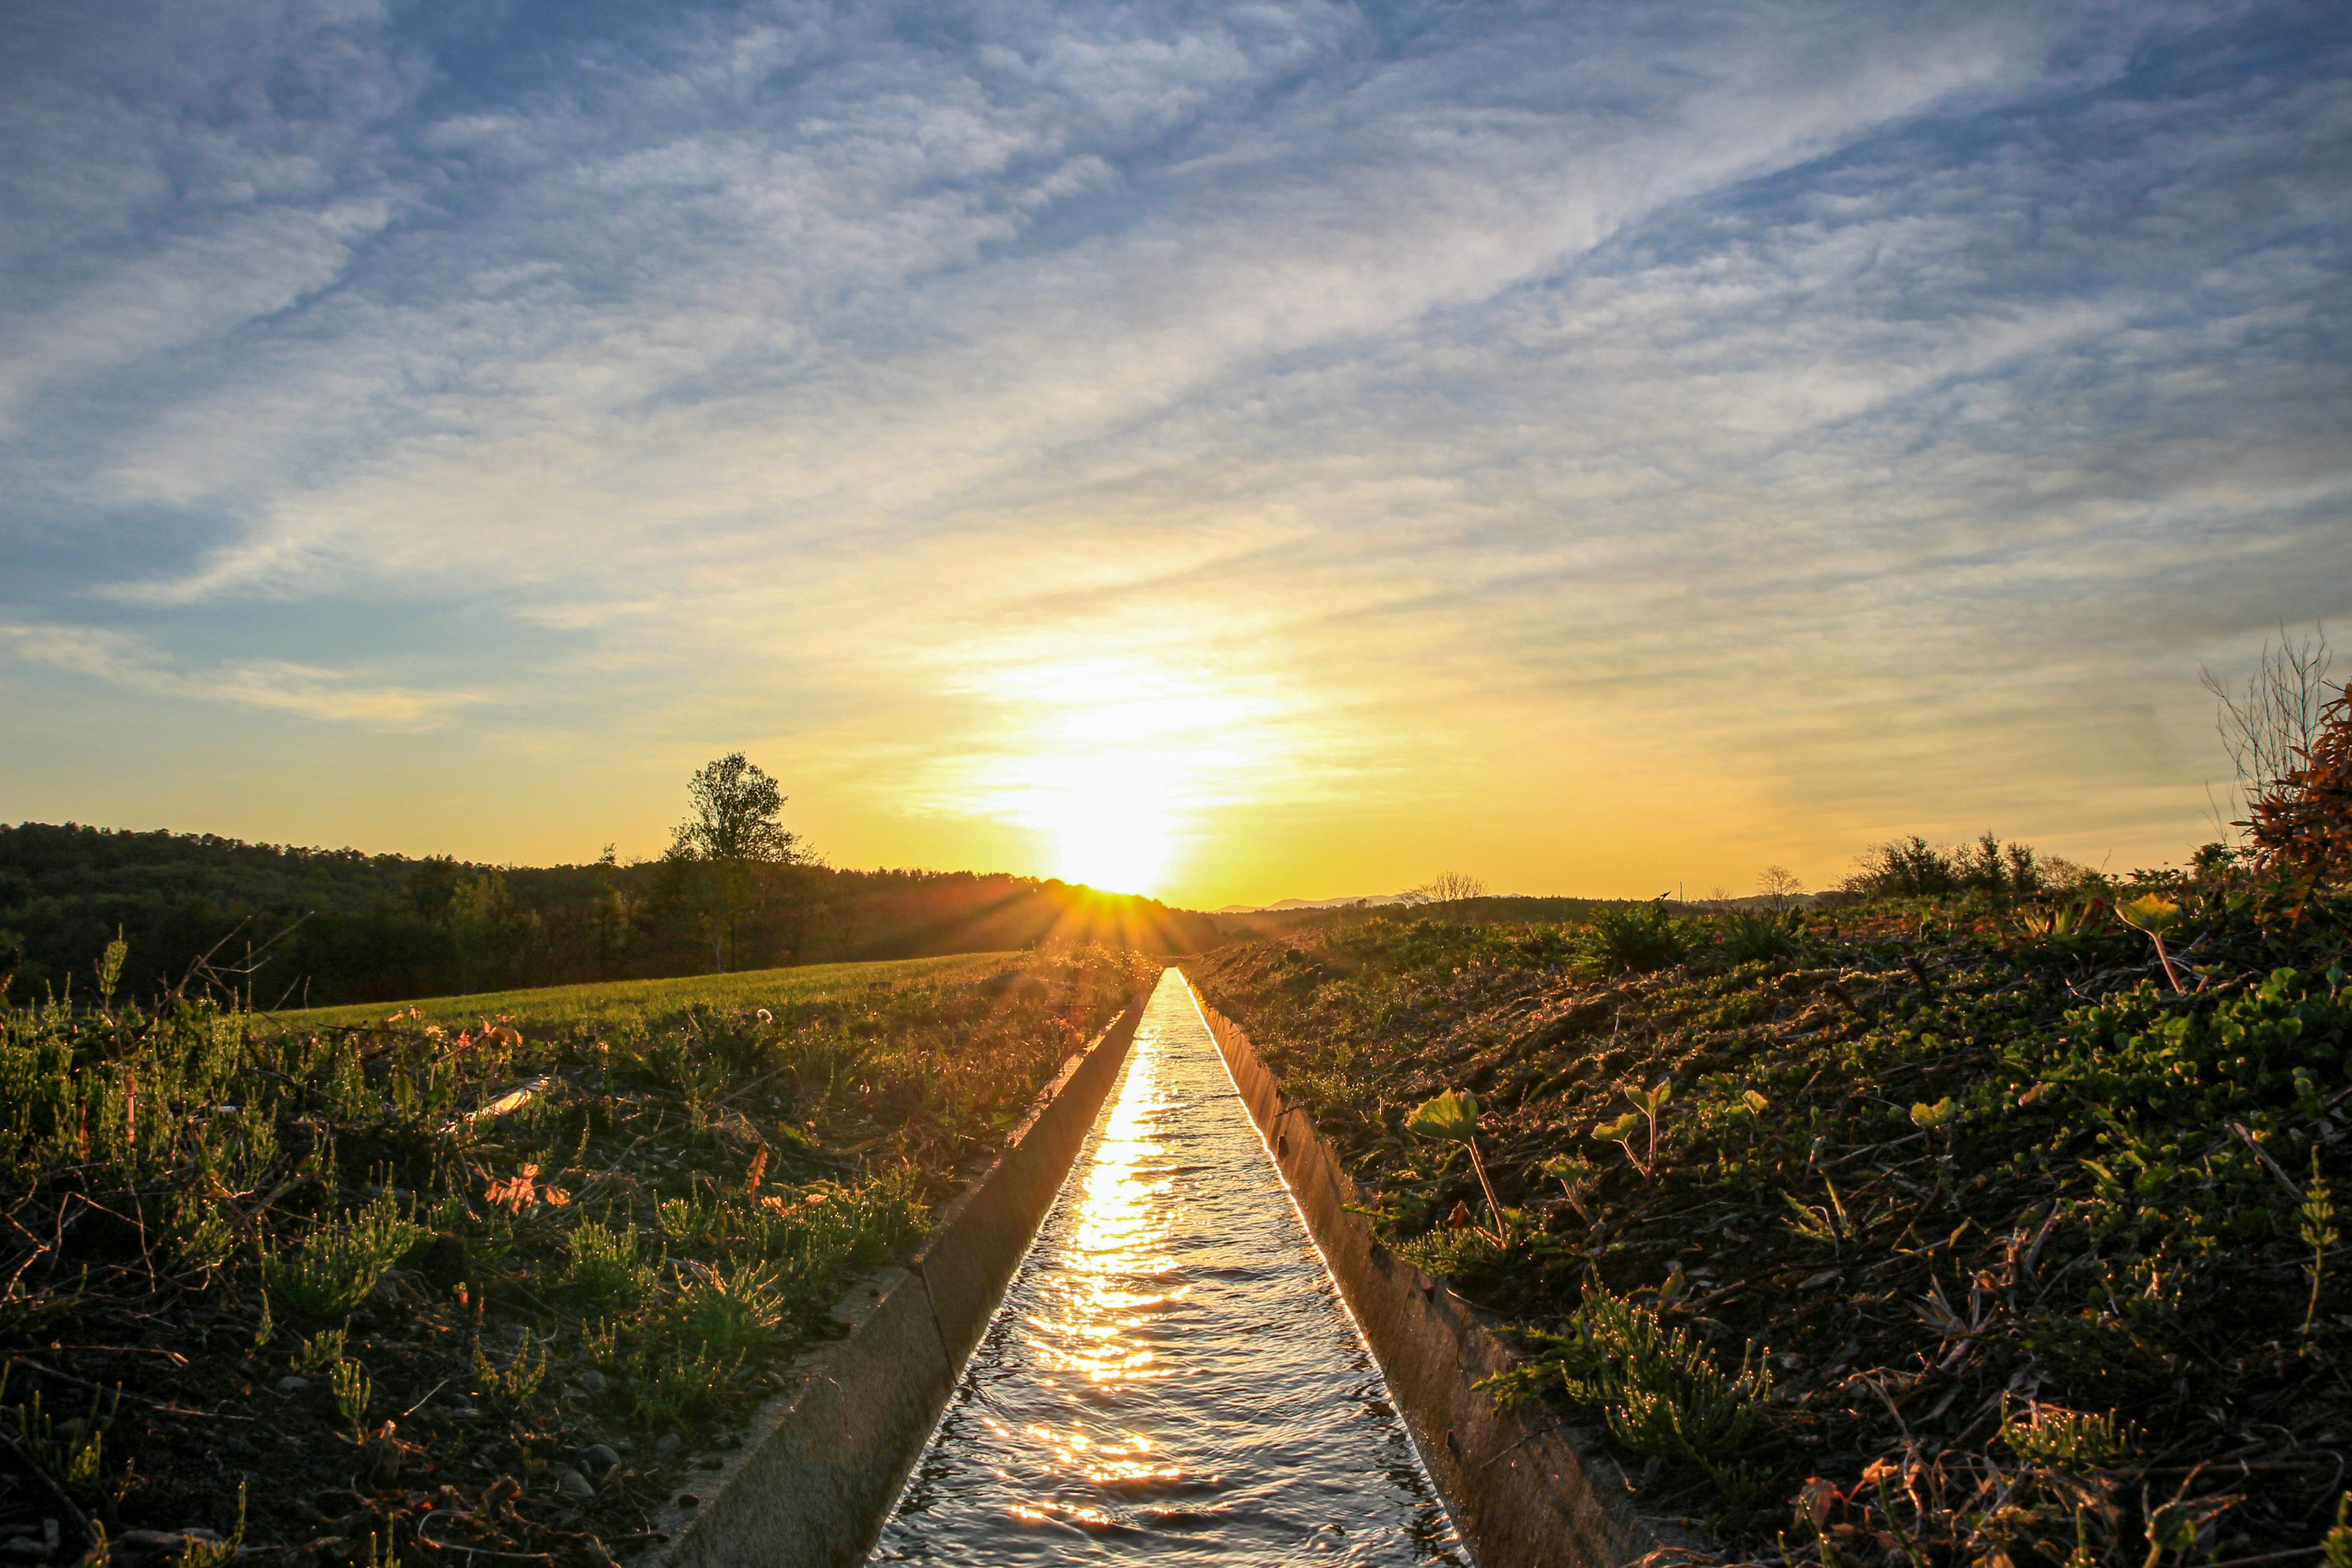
(0, 621, 477, 728)
(1, 0, 2346, 892)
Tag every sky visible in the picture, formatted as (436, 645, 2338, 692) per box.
(2, 0, 2348, 909)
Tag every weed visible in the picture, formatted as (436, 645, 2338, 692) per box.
(565, 1221, 657, 1311)
(470, 1333, 548, 1408)
(1715, 909, 1804, 966)
(263, 1196, 422, 1318)
(330, 1357, 372, 1438)
(2303, 1151, 2338, 1342)
(290, 1325, 347, 1374)
(1596, 1079, 1672, 1176)
(633, 1343, 738, 1430)
(2002, 1404, 2143, 1470)
(1493, 1278, 1771, 1499)
(1406, 1090, 1504, 1229)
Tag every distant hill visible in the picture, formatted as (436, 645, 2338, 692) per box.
(0, 821, 1224, 1009)
(1215, 892, 1430, 913)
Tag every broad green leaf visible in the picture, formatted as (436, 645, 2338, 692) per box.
(2115, 895, 2182, 935)
(1910, 1097, 1959, 1130)
(1406, 1089, 1480, 1144)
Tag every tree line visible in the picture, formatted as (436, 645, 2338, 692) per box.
(0, 756, 1222, 1009)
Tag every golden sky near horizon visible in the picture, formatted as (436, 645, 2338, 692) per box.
(2, 2, 2345, 907)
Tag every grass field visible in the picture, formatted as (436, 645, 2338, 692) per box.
(283, 951, 1020, 1033)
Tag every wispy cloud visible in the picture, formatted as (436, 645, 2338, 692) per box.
(0, 622, 475, 728)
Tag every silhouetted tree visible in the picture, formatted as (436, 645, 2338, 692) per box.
(668, 754, 805, 971)
(1756, 864, 1805, 910)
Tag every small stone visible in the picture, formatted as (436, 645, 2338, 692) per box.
(674, 1494, 698, 1510)
(578, 1369, 607, 1393)
(654, 1433, 681, 1455)
(1, 1537, 50, 1563)
(550, 1465, 595, 1502)
(579, 1445, 622, 1480)
(276, 1375, 311, 1393)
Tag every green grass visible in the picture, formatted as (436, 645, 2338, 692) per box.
(282, 951, 1019, 1033)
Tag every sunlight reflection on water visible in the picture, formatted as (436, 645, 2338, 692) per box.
(871, 970, 1463, 1566)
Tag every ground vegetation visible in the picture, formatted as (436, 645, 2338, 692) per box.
(1191, 811, 2352, 1566)
(0, 949, 1152, 1568)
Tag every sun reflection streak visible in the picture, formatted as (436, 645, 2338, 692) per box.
(874, 972, 1461, 1562)
(1023, 1014, 1184, 1393)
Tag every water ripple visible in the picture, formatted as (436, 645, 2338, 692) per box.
(872, 970, 1463, 1566)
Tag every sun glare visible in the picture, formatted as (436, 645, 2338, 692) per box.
(935, 653, 1306, 899)
(1054, 791, 1172, 895)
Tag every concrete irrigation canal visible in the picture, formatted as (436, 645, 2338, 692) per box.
(646, 969, 1662, 1568)
(872, 968, 1460, 1564)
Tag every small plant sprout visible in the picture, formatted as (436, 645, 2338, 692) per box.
(292, 1325, 347, 1374)
(1406, 1090, 1504, 1233)
(1595, 1080, 1673, 1176)
(98, 927, 127, 1014)
(1909, 1097, 1959, 1133)
(2303, 1150, 2338, 1344)
(2115, 894, 2188, 993)
(330, 1357, 372, 1441)
(2323, 1492, 2352, 1568)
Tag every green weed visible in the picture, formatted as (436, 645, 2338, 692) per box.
(263, 1197, 422, 1317)
(2002, 1404, 2143, 1471)
(565, 1220, 657, 1311)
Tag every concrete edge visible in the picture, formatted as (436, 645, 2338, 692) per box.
(1186, 979, 1702, 1568)
(634, 987, 1152, 1568)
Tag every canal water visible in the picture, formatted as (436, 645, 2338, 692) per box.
(870, 970, 1463, 1566)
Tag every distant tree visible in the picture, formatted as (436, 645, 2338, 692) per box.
(1415, 872, 1487, 904)
(1756, 865, 1805, 910)
(668, 754, 805, 971)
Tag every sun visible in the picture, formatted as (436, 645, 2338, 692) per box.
(1053, 791, 1172, 895)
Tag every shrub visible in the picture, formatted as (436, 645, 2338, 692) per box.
(1577, 901, 1690, 975)
(2250, 683, 2352, 889)
(1711, 908, 1803, 966)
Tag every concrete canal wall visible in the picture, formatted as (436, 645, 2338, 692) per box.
(1193, 985, 1693, 1568)
(633, 990, 1150, 1568)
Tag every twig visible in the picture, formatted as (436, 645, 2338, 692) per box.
(5, 1357, 254, 1420)
(2231, 1123, 2305, 1200)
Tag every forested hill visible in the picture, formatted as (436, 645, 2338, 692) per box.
(0, 821, 1224, 1008)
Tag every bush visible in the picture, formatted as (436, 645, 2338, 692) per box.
(1709, 909, 1803, 966)
(1577, 902, 1689, 975)
(2250, 684, 2352, 889)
